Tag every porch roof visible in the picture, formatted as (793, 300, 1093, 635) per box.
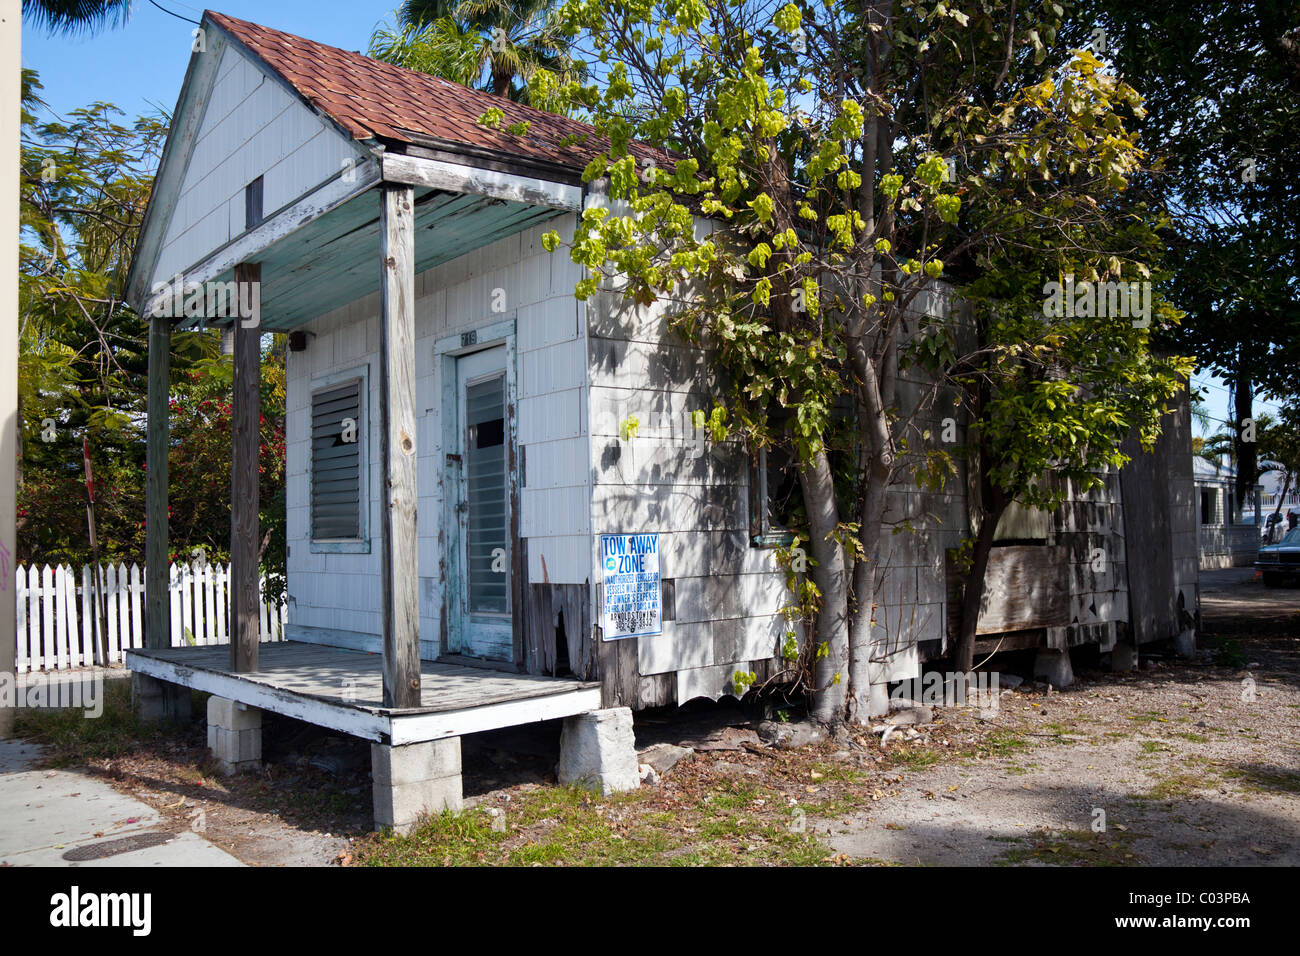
(178, 183, 566, 332)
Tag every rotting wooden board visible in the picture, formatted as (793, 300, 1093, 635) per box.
(946, 545, 1069, 637)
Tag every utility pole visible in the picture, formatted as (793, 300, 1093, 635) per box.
(1, 0, 20, 737)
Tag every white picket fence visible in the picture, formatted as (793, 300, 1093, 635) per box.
(13, 561, 287, 673)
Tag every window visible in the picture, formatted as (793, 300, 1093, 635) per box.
(245, 176, 263, 230)
(1200, 488, 1217, 525)
(750, 444, 800, 547)
(311, 379, 363, 542)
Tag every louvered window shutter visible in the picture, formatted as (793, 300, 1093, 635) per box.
(311, 381, 362, 539)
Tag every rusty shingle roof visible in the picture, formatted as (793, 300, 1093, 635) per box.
(206, 10, 661, 177)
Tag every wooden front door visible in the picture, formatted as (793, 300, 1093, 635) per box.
(453, 345, 512, 661)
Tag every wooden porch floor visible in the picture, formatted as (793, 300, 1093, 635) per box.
(125, 642, 602, 745)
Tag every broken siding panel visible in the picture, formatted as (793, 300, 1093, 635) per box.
(525, 535, 590, 584)
(676, 661, 754, 703)
(670, 574, 788, 624)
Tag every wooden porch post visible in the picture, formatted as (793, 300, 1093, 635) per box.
(145, 311, 170, 650)
(230, 262, 261, 673)
(379, 184, 421, 708)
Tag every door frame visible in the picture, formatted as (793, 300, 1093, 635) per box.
(434, 316, 523, 667)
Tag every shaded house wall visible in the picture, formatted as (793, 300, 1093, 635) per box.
(284, 228, 1199, 705)
(285, 218, 589, 658)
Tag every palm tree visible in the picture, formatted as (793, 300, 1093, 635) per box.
(22, 0, 132, 36)
(371, 0, 582, 104)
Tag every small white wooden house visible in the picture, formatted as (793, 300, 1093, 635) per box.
(123, 12, 1200, 828)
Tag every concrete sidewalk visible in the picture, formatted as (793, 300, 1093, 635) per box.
(0, 738, 243, 867)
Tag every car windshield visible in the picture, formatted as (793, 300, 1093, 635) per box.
(1276, 527, 1300, 547)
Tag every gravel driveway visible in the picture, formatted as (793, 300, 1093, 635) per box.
(818, 568, 1300, 866)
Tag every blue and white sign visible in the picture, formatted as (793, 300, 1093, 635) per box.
(600, 533, 662, 640)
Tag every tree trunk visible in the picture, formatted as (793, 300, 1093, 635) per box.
(952, 499, 1007, 676)
(801, 449, 849, 727)
(847, 466, 888, 722)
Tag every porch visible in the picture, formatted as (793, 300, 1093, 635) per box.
(125, 642, 601, 745)
(126, 642, 605, 831)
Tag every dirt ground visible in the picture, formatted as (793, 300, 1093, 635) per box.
(819, 567, 1300, 865)
(49, 567, 1300, 866)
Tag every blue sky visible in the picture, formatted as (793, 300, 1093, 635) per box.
(22, 1, 398, 123)
(21, 2, 1285, 437)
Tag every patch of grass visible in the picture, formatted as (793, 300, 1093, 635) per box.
(12, 680, 189, 766)
(1173, 732, 1211, 744)
(1217, 766, 1300, 795)
(970, 730, 1032, 758)
(1129, 772, 1207, 802)
(1139, 740, 1171, 755)
(350, 780, 835, 867)
(890, 745, 943, 769)
(994, 827, 1141, 866)
(1209, 638, 1247, 668)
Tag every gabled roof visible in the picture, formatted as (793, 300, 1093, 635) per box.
(206, 10, 659, 178)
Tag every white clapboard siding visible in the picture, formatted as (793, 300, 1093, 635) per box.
(12, 561, 286, 672)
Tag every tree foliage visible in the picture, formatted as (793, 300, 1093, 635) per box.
(371, 0, 584, 106)
(536, 0, 1191, 721)
(17, 71, 287, 596)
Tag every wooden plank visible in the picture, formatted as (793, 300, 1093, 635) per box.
(42, 566, 57, 668)
(80, 566, 94, 664)
(106, 564, 121, 662)
(30, 566, 43, 670)
(169, 562, 182, 648)
(389, 688, 601, 745)
(598, 631, 638, 708)
(180, 562, 193, 646)
(15, 565, 27, 673)
(215, 563, 228, 643)
(946, 545, 1070, 637)
(129, 563, 143, 652)
(116, 564, 131, 653)
(380, 152, 582, 212)
(231, 261, 261, 672)
(55, 566, 72, 669)
(378, 184, 421, 708)
(145, 312, 170, 649)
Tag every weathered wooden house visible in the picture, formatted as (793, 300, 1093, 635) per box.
(123, 12, 1199, 828)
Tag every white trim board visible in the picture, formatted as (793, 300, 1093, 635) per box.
(382, 153, 581, 213)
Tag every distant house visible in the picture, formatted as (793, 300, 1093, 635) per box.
(120, 12, 1203, 827)
(1192, 457, 1260, 567)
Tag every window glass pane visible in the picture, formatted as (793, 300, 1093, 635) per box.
(466, 375, 507, 613)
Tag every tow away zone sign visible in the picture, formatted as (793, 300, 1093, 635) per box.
(600, 533, 661, 640)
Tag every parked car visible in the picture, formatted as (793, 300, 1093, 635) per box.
(1261, 509, 1300, 543)
(1256, 526, 1300, 586)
